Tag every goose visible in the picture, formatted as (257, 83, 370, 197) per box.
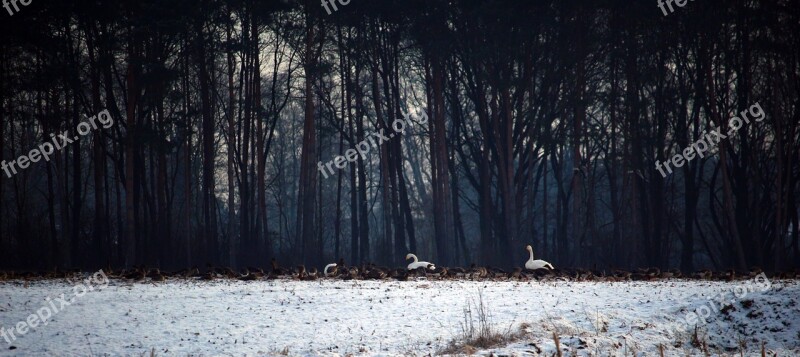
(525, 245, 554, 271)
(406, 253, 436, 270)
(508, 267, 529, 281)
(307, 267, 319, 280)
(246, 267, 265, 278)
(271, 258, 286, 276)
(181, 267, 201, 278)
(447, 267, 467, 279)
(392, 269, 409, 281)
(124, 266, 147, 281)
(148, 269, 166, 282)
(468, 264, 488, 280)
(296, 265, 317, 281)
(430, 266, 448, 279)
(324, 263, 338, 277)
(222, 267, 238, 279)
(365, 268, 387, 280)
(238, 268, 258, 281)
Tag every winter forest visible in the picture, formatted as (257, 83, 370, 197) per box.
(1, 0, 800, 274)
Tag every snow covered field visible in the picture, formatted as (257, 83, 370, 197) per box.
(1, 278, 798, 356)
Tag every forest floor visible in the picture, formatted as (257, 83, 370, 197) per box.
(0, 278, 798, 356)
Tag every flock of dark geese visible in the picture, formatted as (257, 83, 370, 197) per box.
(1, 245, 797, 283)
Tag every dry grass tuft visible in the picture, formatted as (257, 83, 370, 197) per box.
(552, 332, 562, 357)
(439, 288, 528, 355)
(270, 346, 290, 356)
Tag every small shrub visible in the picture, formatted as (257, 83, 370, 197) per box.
(439, 288, 527, 354)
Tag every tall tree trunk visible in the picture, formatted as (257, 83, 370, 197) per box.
(354, 67, 370, 263)
(343, 43, 359, 264)
(84, 21, 107, 268)
(124, 24, 140, 268)
(226, 14, 237, 267)
(196, 8, 217, 265)
(571, 11, 586, 265)
(429, 59, 455, 266)
(371, 61, 393, 264)
(254, 14, 268, 268)
(701, 41, 747, 270)
(297, 7, 320, 266)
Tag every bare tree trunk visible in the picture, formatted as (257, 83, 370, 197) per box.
(254, 14, 268, 268)
(297, 7, 320, 266)
(238, 8, 253, 267)
(354, 67, 370, 263)
(124, 26, 140, 268)
(343, 39, 359, 264)
(84, 21, 108, 268)
(571, 13, 586, 265)
(701, 43, 746, 270)
(430, 59, 455, 266)
(371, 61, 393, 264)
(196, 8, 217, 265)
(182, 29, 193, 267)
(542, 155, 549, 258)
(226, 14, 237, 267)
(0, 50, 5, 264)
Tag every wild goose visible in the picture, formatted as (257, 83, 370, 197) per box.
(238, 268, 262, 281)
(365, 268, 387, 280)
(447, 267, 467, 279)
(489, 267, 508, 280)
(508, 267, 527, 281)
(271, 258, 287, 276)
(295, 265, 316, 281)
(429, 266, 448, 279)
(247, 267, 266, 278)
(469, 264, 488, 280)
(307, 267, 319, 280)
(124, 267, 146, 281)
(148, 269, 166, 282)
(391, 269, 409, 281)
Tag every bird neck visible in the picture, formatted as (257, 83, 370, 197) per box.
(528, 249, 534, 261)
(409, 254, 418, 263)
(324, 263, 335, 275)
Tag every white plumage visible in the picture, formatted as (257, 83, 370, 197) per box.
(525, 245, 554, 270)
(405, 253, 435, 270)
(324, 263, 338, 277)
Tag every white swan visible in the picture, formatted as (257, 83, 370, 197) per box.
(525, 245, 554, 270)
(324, 263, 338, 277)
(406, 254, 436, 270)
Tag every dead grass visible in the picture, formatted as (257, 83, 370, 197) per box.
(438, 288, 528, 355)
(552, 332, 562, 357)
(138, 348, 156, 357)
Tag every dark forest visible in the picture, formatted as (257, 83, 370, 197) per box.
(1, 0, 799, 274)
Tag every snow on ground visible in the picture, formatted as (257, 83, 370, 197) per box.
(0, 278, 798, 356)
